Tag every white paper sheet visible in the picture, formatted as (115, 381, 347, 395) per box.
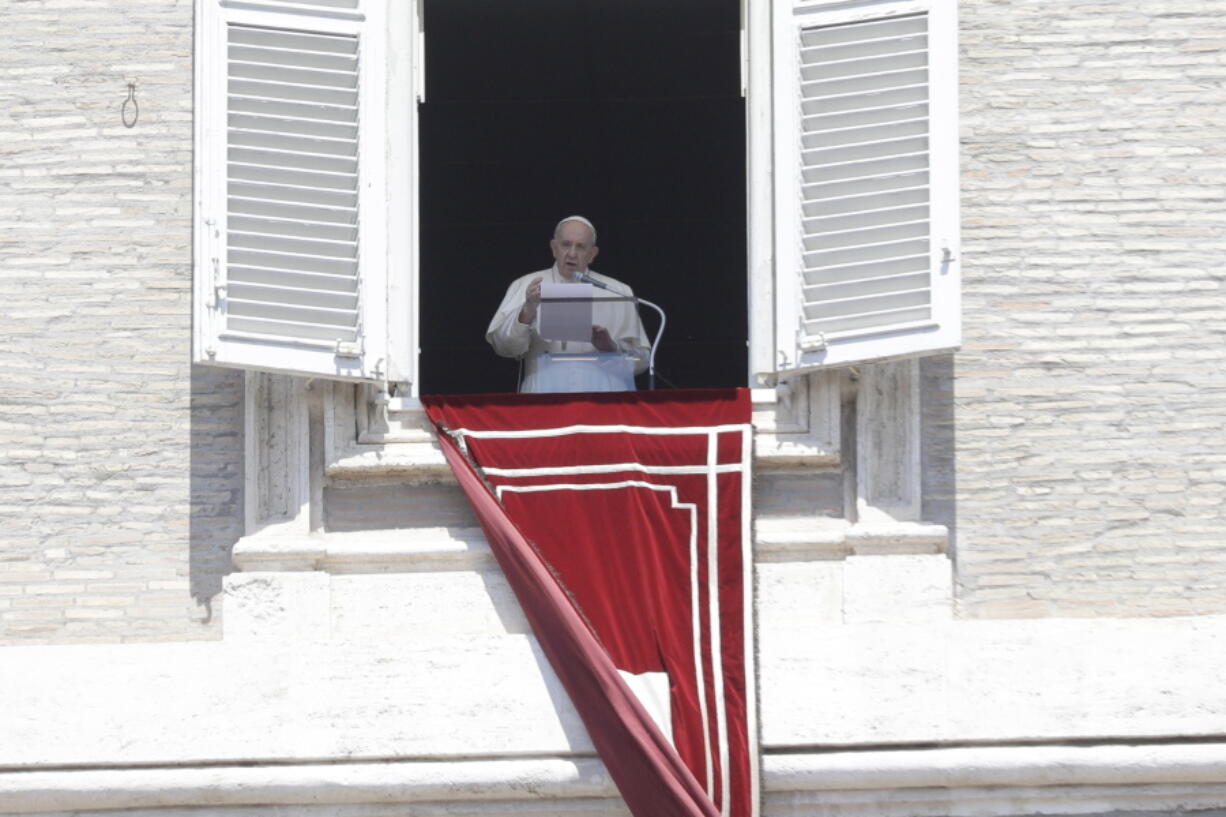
(539, 282, 594, 342)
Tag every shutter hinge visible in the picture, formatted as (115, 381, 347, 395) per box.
(335, 339, 364, 358)
(799, 330, 827, 352)
(205, 218, 223, 309)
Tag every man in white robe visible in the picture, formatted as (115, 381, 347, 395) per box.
(486, 216, 650, 393)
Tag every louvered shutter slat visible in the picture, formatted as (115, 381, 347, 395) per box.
(228, 299, 357, 330)
(807, 252, 928, 284)
(228, 267, 357, 293)
(228, 197, 355, 226)
(803, 135, 928, 168)
(248, 0, 360, 9)
(229, 230, 356, 259)
(804, 170, 929, 205)
(228, 130, 357, 157)
(803, 118, 927, 151)
(228, 96, 357, 124)
(804, 235, 927, 269)
(228, 215, 356, 241)
(228, 45, 357, 73)
(228, 282, 358, 311)
(228, 25, 359, 53)
(229, 249, 356, 277)
(226, 316, 358, 342)
(804, 186, 928, 217)
(228, 148, 355, 175)
(229, 78, 356, 107)
(806, 282, 930, 312)
(228, 163, 356, 191)
(808, 270, 931, 301)
(229, 181, 357, 209)
(228, 113, 358, 141)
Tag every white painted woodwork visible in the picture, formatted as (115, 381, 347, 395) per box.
(768, 0, 960, 376)
(194, 0, 414, 384)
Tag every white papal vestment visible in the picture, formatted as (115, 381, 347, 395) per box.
(486, 265, 650, 394)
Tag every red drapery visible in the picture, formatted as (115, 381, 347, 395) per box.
(424, 389, 757, 817)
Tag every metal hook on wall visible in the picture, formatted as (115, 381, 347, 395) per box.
(121, 82, 138, 128)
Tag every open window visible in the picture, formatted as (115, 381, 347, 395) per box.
(416, 0, 747, 395)
(766, 0, 960, 378)
(192, 0, 959, 392)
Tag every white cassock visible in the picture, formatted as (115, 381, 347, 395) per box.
(486, 265, 651, 394)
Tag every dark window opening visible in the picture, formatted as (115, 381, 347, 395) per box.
(418, 0, 747, 395)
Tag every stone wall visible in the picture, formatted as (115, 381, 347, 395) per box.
(949, 0, 1226, 616)
(0, 0, 242, 643)
(5, 0, 1225, 641)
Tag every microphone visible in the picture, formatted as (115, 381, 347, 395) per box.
(575, 271, 618, 292)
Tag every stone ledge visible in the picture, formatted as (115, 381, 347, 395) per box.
(767, 783, 1226, 817)
(0, 639, 594, 769)
(328, 436, 842, 481)
(326, 383, 841, 482)
(755, 517, 949, 561)
(8, 744, 1226, 816)
(765, 742, 1226, 791)
(231, 527, 495, 573)
(326, 442, 454, 483)
(0, 757, 618, 815)
(764, 744, 1226, 817)
(760, 615, 1226, 748)
(232, 520, 946, 574)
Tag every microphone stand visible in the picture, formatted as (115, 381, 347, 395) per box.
(575, 273, 667, 391)
(636, 297, 665, 391)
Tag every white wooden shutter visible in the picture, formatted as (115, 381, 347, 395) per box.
(194, 0, 398, 382)
(769, 0, 959, 376)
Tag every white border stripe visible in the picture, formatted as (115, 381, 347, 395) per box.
(494, 479, 716, 785)
(462, 419, 757, 812)
(707, 431, 731, 817)
(484, 462, 746, 478)
(741, 426, 760, 817)
(456, 422, 750, 439)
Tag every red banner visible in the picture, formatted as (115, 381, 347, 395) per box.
(424, 389, 757, 817)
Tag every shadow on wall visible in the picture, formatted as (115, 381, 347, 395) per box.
(188, 364, 245, 621)
(921, 354, 958, 565)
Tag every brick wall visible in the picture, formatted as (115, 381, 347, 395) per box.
(947, 0, 1226, 616)
(0, 1, 243, 643)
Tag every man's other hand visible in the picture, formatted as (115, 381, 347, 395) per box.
(591, 325, 617, 352)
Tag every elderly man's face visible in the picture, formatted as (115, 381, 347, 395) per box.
(550, 220, 599, 281)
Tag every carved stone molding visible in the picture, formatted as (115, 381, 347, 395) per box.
(752, 370, 841, 468)
(243, 372, 311, 537)
(324, 373, 846, 481)
(324, 387, 452, 482)
(855, 359, 922, 524)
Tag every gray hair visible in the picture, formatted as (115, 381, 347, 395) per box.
(554, 215, 597, 245)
